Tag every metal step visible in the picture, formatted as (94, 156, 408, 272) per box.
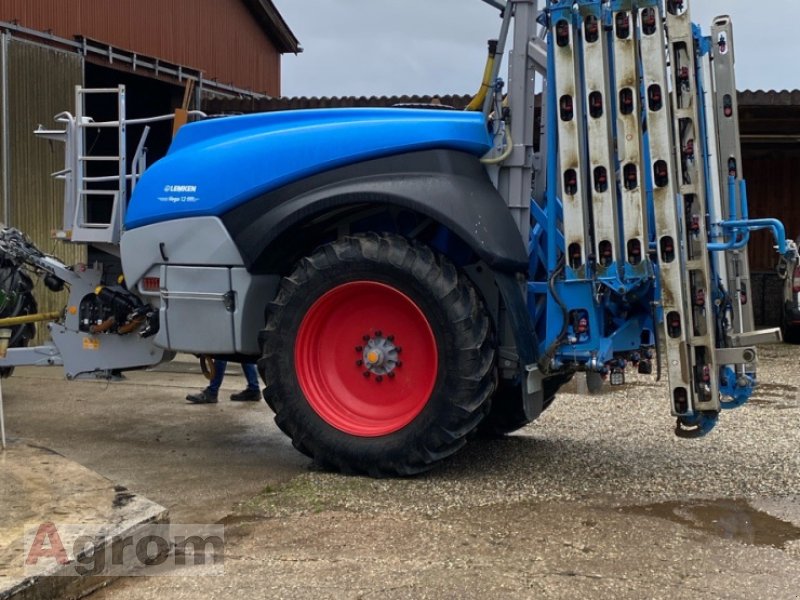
(710, 15, 756, 338)
(609, 0, 648, 279)
(578, 1, 620, 279)
(665, 1, 720, 413)
(551, 1, 590, 279)
(637, 0, 697, 418)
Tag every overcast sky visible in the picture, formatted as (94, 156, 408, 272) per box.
(271, 1, 800, 98)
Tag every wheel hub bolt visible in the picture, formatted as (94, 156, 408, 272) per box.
(357, 331, 401, 379)
(365, 349, 382, 365)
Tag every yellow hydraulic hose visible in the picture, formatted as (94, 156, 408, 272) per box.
(0, 312, 61, 358)
(466, 40, 498, 112)
(481, 128, 513, 165)
(0, 312, 61, 327)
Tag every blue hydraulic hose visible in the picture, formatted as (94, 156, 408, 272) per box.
(708, 218, 788, 254)
(545, 14, 561, 344)
(728, 176, 737, 220)
(740, 179, 749, 220)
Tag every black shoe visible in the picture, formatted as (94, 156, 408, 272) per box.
(186, 390, 218, 404)
(230, 388, 261, 402)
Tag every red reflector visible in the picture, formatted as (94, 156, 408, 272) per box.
(793, 267, 800, 294)
(695, 289, 706, 307)
(142, 277, 160, 292)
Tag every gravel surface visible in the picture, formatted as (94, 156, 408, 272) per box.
(88, 342, 800, 599)
(244, 342, 800, 517)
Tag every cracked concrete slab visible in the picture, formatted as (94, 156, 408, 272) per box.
(0, 442, 167, 600)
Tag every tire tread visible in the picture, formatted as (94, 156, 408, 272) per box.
(259, 233, 494, 476)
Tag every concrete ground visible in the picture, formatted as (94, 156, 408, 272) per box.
(0, 443, 167, 599)
(1, 359, 308, 524)
(1, 346, 799, 598)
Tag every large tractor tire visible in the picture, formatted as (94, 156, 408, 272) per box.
(259, 233, 495, 476)
(781, 312, 800, 344)
(0, 265, 37, 378)
(479, 372, 573, 436)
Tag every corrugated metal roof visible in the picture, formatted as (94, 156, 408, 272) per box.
(241, 0, 301, 54)
(203, 94, 475, 113)
(738, 90, 800, 106)
(738, 91, 800, 142)
(206, 90, 800, 114)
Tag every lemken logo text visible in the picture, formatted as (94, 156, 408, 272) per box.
(164, 185, 198, 193)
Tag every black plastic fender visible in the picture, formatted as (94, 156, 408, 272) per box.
(222, 149, 538, 388)
(222, 149, 529, 273)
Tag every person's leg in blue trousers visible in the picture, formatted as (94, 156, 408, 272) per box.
(206, 359, 228, 394)
(186, 359, 226, 403)
(242, 363, 259, 391)
(229, 363, 261, 401)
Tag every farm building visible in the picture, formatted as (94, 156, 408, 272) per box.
(0, 2, 796, 328)
(0, 0, 298, 329)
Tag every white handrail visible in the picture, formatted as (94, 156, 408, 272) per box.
(81, 110, 208, 128)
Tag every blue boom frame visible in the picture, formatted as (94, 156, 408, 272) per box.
(528, 2, 796, 426)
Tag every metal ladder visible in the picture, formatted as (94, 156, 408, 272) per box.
(75, 86, 132, 245)
(34, 85, 175, 246)
(34, 86, 130, 245)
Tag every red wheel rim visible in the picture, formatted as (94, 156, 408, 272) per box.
(295, 281, 438, 437)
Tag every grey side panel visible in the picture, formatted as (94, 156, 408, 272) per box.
(232, 269, 280, 354)
(121, 216, 245, 285)
(155, 266, 276, 355)
(160, 265, 236, 354)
